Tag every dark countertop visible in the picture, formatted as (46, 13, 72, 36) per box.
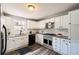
(43, 34, 68, 39)
(36, 33, 68, 39)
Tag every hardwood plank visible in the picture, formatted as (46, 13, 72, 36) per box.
(5, 43, 60, 55)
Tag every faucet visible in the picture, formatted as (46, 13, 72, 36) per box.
(20, 30, 22, 35)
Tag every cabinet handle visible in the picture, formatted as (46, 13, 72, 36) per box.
(63, 40, 65, 42)
(69, 22, 71, 24)
(66, 43, 67, 45)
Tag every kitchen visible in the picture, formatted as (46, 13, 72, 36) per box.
(0, 3, 79, 55)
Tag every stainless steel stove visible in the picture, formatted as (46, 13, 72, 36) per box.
(43, 34, 53, 50)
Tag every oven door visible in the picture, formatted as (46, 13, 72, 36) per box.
(49, 40, 52, 46)
(43, 39, 48, 44)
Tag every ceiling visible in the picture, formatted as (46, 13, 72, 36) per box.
(1, 3, 79, 21)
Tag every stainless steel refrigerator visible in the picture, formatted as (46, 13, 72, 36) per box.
(0, 4, 1, 54)
(0, 6, 7, 55)
(1, 25, 7, 55)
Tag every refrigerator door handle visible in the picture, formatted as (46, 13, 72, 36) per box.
(1, 25, 7, 55)
(1, 32, 4, 54)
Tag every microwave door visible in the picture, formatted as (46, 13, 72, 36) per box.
(1, 25, 7, 55)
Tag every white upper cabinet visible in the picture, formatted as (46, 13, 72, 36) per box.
(5, 16, 14, 29)
(38, 18, 55, 29)
(61, 15, 70, 29)
(27, 18, 55, 29)
(54, 16, 61, 29)
(27, 20, 38, 29)
(38, 21, 45, 29)
(69, 9, 79, 24)
(55, 14, 70, 29)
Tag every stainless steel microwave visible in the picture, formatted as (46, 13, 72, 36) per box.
(45, 22, 54, 29)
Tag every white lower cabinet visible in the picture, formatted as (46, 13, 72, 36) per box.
(53, 37, 70, 55)
(17, 37, 28, 47)
(36, 34, 43, 45)
(67, 40, 71, 55)
(7, 38, 16, 52)
(6, 36, 28, 53)
(53, 37, 61, 53)
(61, 39, 68, 55)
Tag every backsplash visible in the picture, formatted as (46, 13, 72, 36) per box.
(54, 29, 68, 36)
(27, 29, 38, 34)
(42, 29, 55, 34)
(27, 28, 69, 36)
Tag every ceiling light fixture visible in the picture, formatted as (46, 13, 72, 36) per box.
(28, 5, 35, 11)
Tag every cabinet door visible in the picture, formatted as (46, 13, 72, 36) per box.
(53, 37, 57, 51)
(36, 34, 39, 43)
(67, 40, 71, 55)
(39, 34, 43, 45)
(55, 16, 61, 29)
(61, 15, 70, 28)
(21, 36, 28, 46)
(7, 38, 16, 52)
(56, 38, 61, 53)
(14, 37, 21, 48)
(38, 34, 43, 45)
(5, 16, 14, 34)
(53, 37, 61, 53)
(36, 34, 43, 45)
(61, 39, 68, 55)
(39, 21, 45, 29)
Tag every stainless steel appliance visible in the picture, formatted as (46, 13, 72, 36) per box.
(29, 34, 35, 45)
(45, 22, 54, 29)
(1, 25, 7, 55)
(43, 34, 53, 50)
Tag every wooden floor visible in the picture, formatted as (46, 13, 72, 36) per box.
(6, 43, 59, 55)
